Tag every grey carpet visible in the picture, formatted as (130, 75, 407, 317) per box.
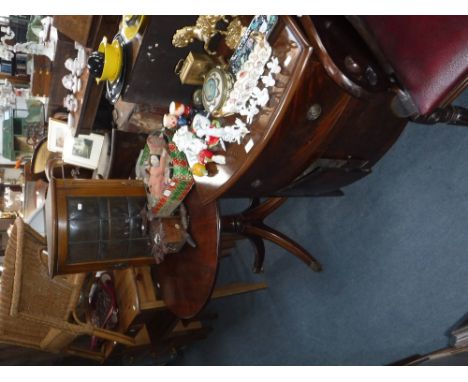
(172, 91, 468, 365)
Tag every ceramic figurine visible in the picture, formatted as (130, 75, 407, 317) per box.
(191, 113, 222, 148)
(1, 23, 56, 61)
(62, 74, 81, 93)
(0, 45, 14, 61)
(192, 113, 250, 146)
(65, 57, 84, 77)
(261, 73, 275, 88)
(172, 125, 208, 164)
(205, 161, 219, 176)
(163, 113, 189, 129)
(168, 101, 200, 125)
(191, 113, 211, 132)
(38, 16, 53, 43)
(243, 101, 260, 125)
(67, 113, 75, 128)
(14, 40, 56, 61)
(147, 134, 167, 154)
(192, 150, 225, 177)
(64, 58, 76, 74)
(75, 42, 87, 70)
(197, 149, 213, 164)
(147, 163, 167, 198)
(251, 87, 270, 107)
(198, 149, 226, 164)
(267, 56, 281, 74)
(191, 162, 208, 177)
(0, 26, 15, 60)
(170, 101, 190, 117)
(63, 94, 79, 112)
(145, 134, 171, 198)
(197, 149, 225, 165)
(1, 26, 14, 44)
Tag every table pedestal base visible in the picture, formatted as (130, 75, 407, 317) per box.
(221, 198, 322, 273)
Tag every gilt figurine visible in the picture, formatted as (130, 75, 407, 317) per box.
(172, 15, 229, 55)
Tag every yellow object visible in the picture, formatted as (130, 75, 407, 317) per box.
(121, 15, 147, 42)
(96, 37, 122, 84)
(191, 163, 207, 177)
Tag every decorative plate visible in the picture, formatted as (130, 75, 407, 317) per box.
(229, 15, 278, 75)
(106, 34, 128, 104)
(202, 68, 234, 113)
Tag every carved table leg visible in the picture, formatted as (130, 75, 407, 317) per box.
(221, 197, 322, 273)
(246, 234, 265, 273)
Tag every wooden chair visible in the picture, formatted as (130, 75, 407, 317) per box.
(102, 264, 268, 363)
(0, 218, 137, 362)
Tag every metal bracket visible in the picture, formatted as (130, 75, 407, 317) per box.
(297, 157, 371, 180)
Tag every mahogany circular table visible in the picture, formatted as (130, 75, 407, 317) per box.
(155, 188, 220, 320)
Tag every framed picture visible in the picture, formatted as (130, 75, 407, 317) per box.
(62, 133, 104, 170)
(47, 117, 68, 153)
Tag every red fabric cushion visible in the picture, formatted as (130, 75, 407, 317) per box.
(362, 16, 468, 115)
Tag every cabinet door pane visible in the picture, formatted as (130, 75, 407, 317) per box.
(68, 241, 100, 264)
(66, 195, 151, 264)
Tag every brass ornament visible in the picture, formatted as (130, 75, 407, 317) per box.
(225, 18, 246, 50)
(172, 15, 229, 56)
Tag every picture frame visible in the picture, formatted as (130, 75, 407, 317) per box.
(47, 117, 68, 153)
(62, 133, 104, 170)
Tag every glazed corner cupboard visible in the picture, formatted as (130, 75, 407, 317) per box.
(45, 178, 155, 277)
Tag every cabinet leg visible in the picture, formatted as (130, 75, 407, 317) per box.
(411, 105, 468, 126)
(247, 234, 265, 273)
(244, 222, 322, 272)
(221, 197, 322, 272)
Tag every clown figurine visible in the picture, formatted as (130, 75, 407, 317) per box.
(163, 113, 189, 129)
(169, 101, 202, 125)
(170, 101, 192, 118)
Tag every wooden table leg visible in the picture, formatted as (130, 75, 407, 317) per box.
(221, 197, 322, 273)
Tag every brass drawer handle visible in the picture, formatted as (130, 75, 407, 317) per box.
(251, 179, 262, 189)
(306, 104, 322, 121)
(113, 263, 129, 270)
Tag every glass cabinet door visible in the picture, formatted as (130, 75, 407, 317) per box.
(66, 195, 152, 265)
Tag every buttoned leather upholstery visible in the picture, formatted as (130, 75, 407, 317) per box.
(358, 16, 468, 115)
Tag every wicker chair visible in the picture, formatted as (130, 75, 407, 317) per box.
(0, 218, 136, 362)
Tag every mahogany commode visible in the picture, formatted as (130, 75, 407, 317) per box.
(191, 16, 406, 271)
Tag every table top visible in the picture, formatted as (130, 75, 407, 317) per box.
(155, 188, 220, 319)
(121, 16, 200, 108)
(192, 16, 312, 205)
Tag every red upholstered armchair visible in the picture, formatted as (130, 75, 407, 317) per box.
(347, 16, 468, 125)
